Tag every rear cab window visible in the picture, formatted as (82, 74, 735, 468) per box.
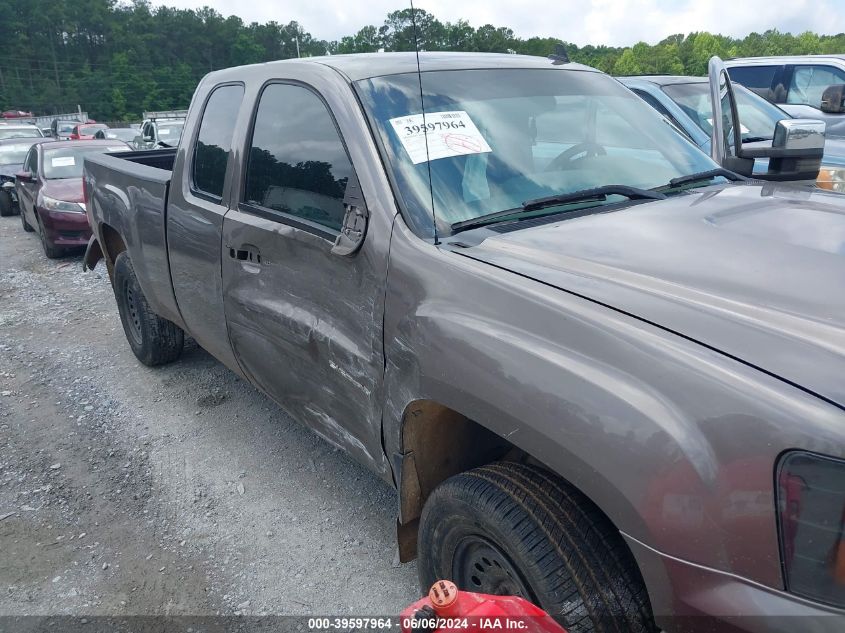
(191, 83, 245, 200)
(242, 83, 355, 235)
(727, 66, 779, 100)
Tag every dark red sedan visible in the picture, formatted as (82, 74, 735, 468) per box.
(15, 140, 129, 258)
(69, 123, 109, 140)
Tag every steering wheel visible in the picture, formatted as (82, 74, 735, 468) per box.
(545, 142, 607, 171)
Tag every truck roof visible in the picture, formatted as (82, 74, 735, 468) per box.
(204, 51, 598, 83)
(727, 54, 845, 64)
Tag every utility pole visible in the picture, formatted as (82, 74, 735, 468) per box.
(295, 36, 301, 58)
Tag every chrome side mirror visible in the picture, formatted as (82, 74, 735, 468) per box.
(772, 119, 826, 152)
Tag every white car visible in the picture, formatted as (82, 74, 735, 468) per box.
(0, 122, 45, 140)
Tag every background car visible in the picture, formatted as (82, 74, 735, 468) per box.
(94, 128, 138, 143)
(0, 123, 45, 140)
(0, 137, 52, 216)
(69, 123, 109, 140)
(725, 55, 845, 137)
(51, 119, 81, 140)
(15, 139, 129, 258)
(621, 75, 845, 191)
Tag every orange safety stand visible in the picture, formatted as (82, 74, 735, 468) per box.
(401, 580, 568, 633)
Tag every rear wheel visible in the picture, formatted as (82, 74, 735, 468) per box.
(37, 217, 63, 259)
(418, 462, 656, 633)
(0, 190, 13, 216)
(113, 252, 184, 366)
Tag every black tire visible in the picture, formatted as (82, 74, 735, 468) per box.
(0, 190, 13, 217)
(418, 462, 656, 633)
(20, 208, 33, 232)
(113, 252, 184, 366)
(37, 217, 64, 259)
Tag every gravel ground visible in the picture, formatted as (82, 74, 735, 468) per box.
(0, 214, 419, 620)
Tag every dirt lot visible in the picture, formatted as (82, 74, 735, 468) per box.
(0, 213, 419, 620)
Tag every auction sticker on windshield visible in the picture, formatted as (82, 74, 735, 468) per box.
(51, 156, 75, 167)
(389, 111, 492, 164)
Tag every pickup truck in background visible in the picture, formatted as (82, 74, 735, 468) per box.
(133, 110, 187, 150)
(725, 55, 845, 137)
(82, 52, 845, 633)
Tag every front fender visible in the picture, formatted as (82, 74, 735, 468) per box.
(382, 219, 845, 595)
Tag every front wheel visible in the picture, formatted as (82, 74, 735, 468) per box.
(37, 217, 64, 259)
(0, 190, 14, 216)
(418, 462, 656, 633)
(113, 252, 184, 366)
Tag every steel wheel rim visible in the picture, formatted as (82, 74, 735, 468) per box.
(452, 534, 534, 599)
(124, 280, 143, 345)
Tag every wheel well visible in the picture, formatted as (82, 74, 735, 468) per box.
(395, 400, 522, 561)
(99, 223, 127, 281)
(394, 400, 644, 580)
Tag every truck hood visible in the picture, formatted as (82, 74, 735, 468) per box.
(462, 182, 845, 408)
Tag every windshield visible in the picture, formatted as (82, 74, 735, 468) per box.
(0, 142, 37, 165)
(157, 122, 184, 141)
(43, 145, 129, 179)
(0, 127, 41, 140)
(57, 123, 76, 135)
(356, 68, 718, 236)
(662, 82, 787, 141)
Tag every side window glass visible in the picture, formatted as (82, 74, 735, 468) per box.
(192, 83, 245, 200)
(787, 65, 845, 108)
(244, 84, 354, 232)
(631, 89, 688, 135)
(25, 148, 37, 173)
(728, 66, 778, 98)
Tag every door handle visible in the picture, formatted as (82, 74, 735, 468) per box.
(228, 244, 261, 264)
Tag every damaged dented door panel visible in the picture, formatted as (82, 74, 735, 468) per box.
(221, 68, 394, 478)
(166, 82, 246, 374)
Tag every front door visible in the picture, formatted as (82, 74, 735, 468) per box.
(221, 82, 389, 474)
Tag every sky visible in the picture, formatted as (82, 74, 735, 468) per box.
(157, 0, 845, 46)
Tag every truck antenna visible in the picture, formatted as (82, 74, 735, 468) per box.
(409, 0, 439, 245)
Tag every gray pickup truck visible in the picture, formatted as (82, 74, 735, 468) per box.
(82, 52, 845, 632)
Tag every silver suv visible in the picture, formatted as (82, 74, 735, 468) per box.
(725, 55, 845, 136)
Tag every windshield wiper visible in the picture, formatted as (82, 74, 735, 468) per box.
(450, 185, 667, 234)
(664, 167, 745, 189)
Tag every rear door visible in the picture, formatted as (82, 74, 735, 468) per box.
(221, 81, 389, 473)
(166, 82, 246, 374)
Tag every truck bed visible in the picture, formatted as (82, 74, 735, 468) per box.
(83, 147, 182, 326)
